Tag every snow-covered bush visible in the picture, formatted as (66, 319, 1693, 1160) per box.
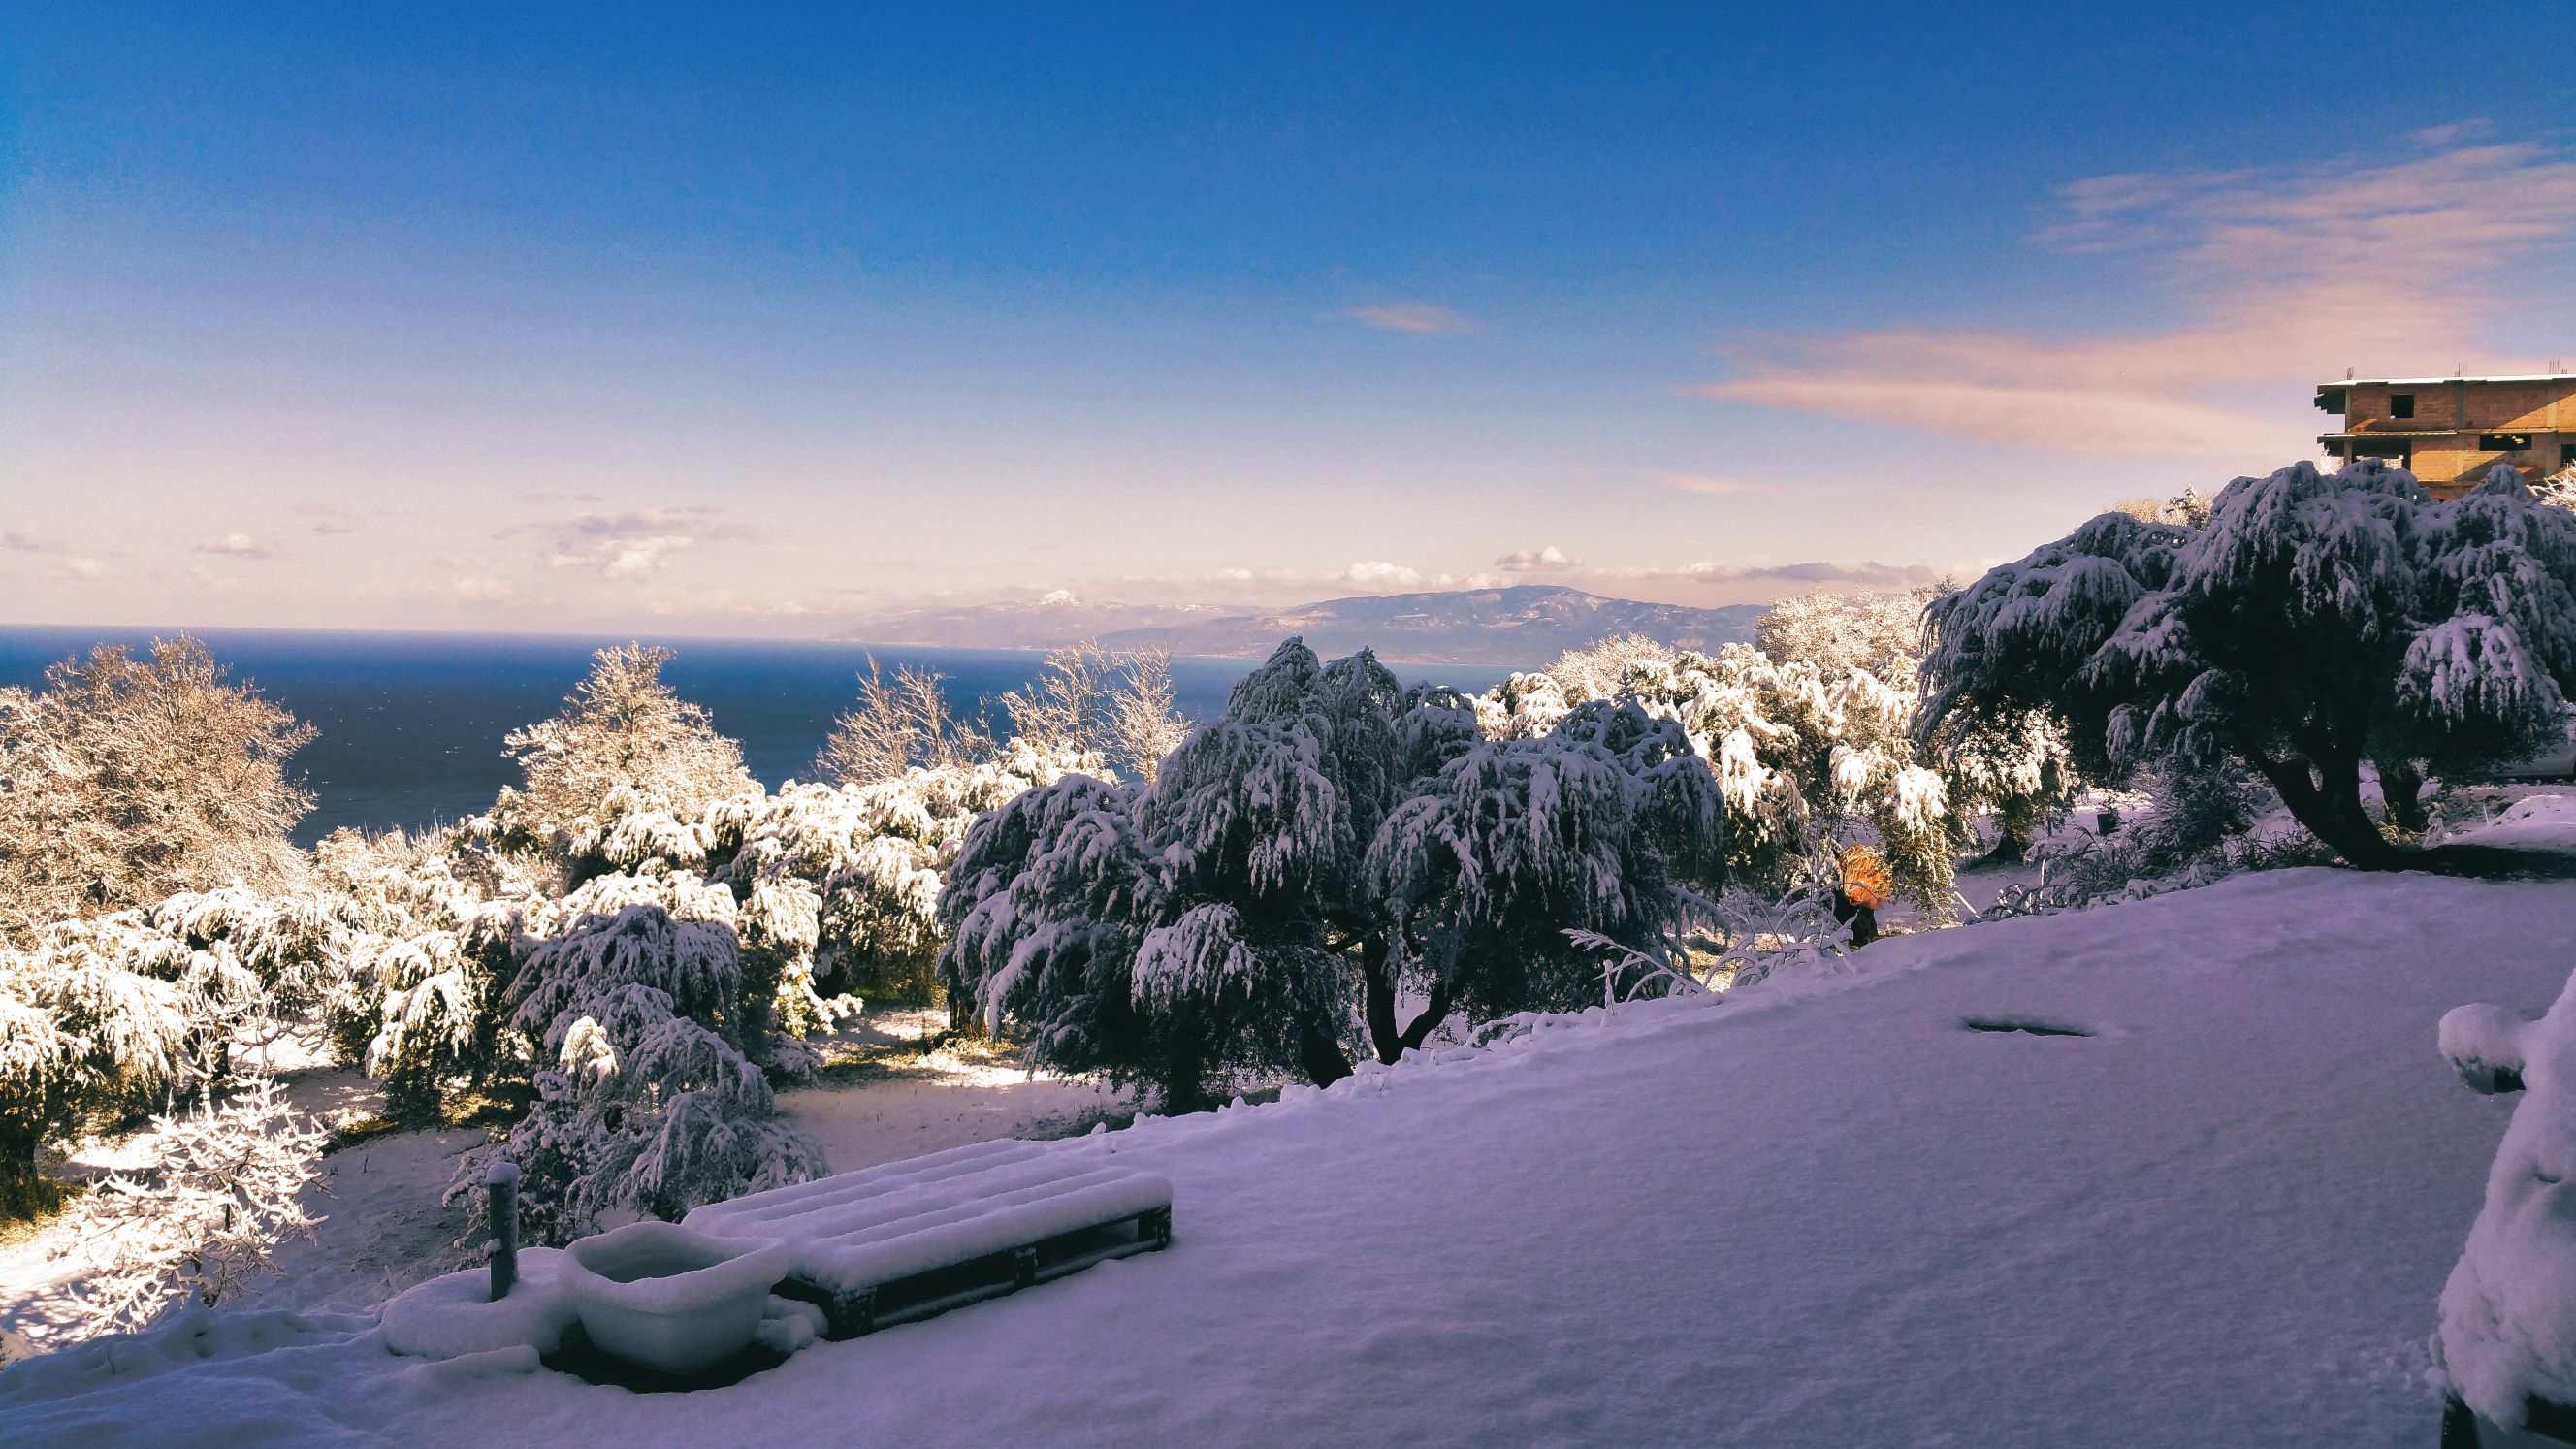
(44, 1079, 324, 1335)
(941, 639, 1724, 1110)
(1986, 777, 2332, 918)
(1923, 461, 2576, 869)
(2434, 971, 2576, 1428)
(1370, 699, 1724, 1024)
(0, 637, 313, 948)
(0, 915, 242, 1218)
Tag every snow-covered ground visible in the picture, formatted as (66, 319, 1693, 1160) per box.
(0, 1011, 1132, 1358)
(6, 862, 2569, 1446)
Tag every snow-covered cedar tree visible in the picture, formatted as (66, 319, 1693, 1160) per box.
(1368, 699, 1723, 1023)
(451, 870, 825, 1242)
(940, 639, 1723, 1110)
(815, 658, 990, 786)
(458, 983, 824, 1246)
(1922, 461, 2576, 868)
(45, 1078, 324, 1335)
(0, 637, 313, 948)
(1003, 641, 1193, 782)
(481, 644, 757, 880)
(1480, 627, 1965, 914)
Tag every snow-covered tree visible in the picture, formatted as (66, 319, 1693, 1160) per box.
(0, 914, 242, 1219)
(1107, 649, 1191, 784)
(484, 644, 757, 876)
(941, 639, 1723, 1109)
(0, 638, 313, 947)
(458, 982, 823, 1247)
(1922, 461, 2576, 868)
(1919, 706, 2077, 863)
(1481, 632, 1965, 913)
(1368, 699, 1723, 1023)
(1755, 588, 1938, 685)
(815, 659, 988, 786)
(45, 1079, 324, 1334)
(2108, 487, 2214, 529)
(448, 869, 825, 1243)
(711, 740, 1089, 1010)
(1004, 641, 1193, 781)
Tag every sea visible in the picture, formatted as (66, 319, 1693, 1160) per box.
(0, 628, 1513, 846)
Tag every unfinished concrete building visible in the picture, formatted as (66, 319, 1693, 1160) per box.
(2315, 373, 2576, 499)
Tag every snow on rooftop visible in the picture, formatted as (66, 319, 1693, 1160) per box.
(2320, 376, 2576, 387)
(5, 866, 2572, 1446)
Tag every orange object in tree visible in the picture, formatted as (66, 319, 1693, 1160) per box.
(1839, 845, 1894, 910)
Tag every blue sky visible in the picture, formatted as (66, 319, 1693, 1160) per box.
(5, 3, 2574, 635)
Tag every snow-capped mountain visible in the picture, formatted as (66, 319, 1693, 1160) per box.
(845, 586, 1765, 666)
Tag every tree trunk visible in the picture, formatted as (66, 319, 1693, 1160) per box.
(1359, 940, 1457, 1065)
(1978, 818, 2030, 865)
(1295, 1014, 1353, 1088)
(1360, 938, 1401, 1065)
(1394, 982, 1455, 1056)
(2378, 760, 2429, 833)
(0, 1130, 58, 1222)
(2246, 749, 2405, 869)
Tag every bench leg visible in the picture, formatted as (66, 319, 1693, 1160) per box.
(828, 1286, 876, 1338)
(1142, 1207, 1172, 1249)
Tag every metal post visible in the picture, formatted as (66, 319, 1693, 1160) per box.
(487, 1161, 521, 1303)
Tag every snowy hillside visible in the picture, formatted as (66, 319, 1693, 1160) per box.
(5, 865, 2567, 1447)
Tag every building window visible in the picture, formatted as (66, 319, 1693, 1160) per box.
(2353, 438, 2411, 461)
(2480, 433, 2533, 452)
(2390, 393, 2416, 419)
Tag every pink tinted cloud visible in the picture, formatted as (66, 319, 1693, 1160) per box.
(1692, 139, 2576, 459)
(1643, 470, 1771, 497)
(1341, 302, 1479, 336)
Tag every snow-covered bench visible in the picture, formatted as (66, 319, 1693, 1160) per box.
(682, 1139, 1173, 1338)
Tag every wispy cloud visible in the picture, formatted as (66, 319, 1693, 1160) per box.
(1690, 134, 2576, 459)
(2, 528, 107, 579)
(295, 502, 365, 536)
(1340, 301, 1479, 337)
(1496, 544, 1579, 572)
(521, 507, 754, 576)
(1643, 471, 1770, 497)
(194, 531, 273, 558)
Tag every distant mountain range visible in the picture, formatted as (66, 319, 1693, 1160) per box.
(844, 585, 1767, 668)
